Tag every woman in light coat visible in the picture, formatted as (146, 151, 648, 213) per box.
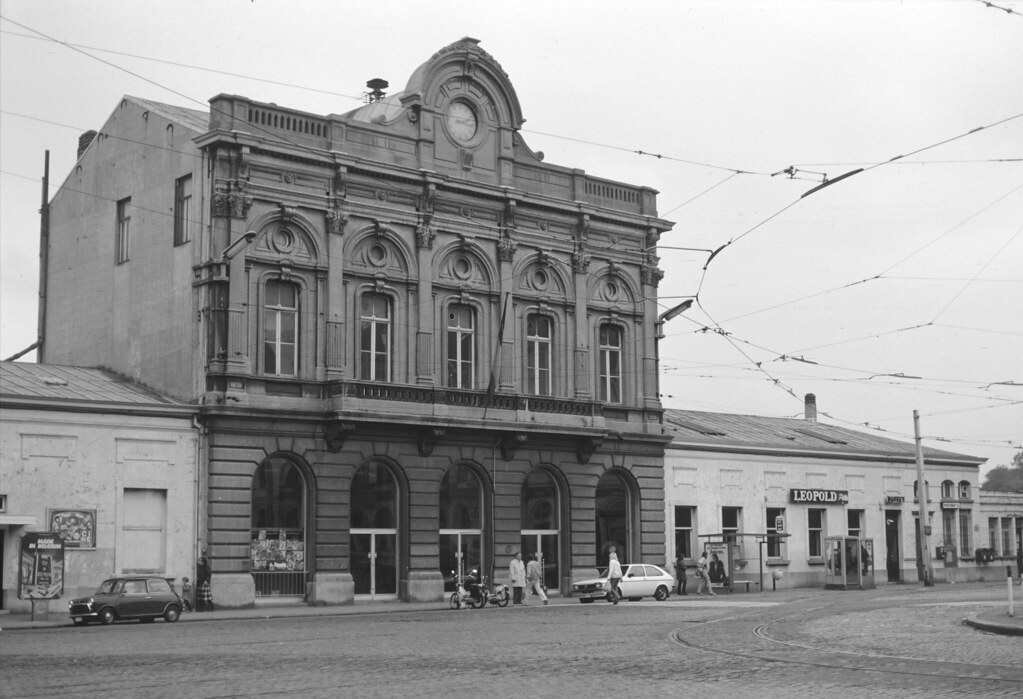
(509, 552, 527, 605)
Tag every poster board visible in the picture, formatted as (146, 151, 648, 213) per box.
(19, 532, 65, 599)
(705, 541, 730, 585)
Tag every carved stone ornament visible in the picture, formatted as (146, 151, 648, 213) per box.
(572, 251, 591, 274)
(211, 192, 230, 218)
(327, 206, 349, 236)
(641, 264, 664, 287)
(417, 427, 446, 456)
(577, 435, 604, 464)
(416, 223, 436, 249)
(498, 237, 517, 262)
(322, 420, 356, 453)
(229, 192, 253, 219)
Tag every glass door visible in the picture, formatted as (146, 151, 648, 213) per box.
(351, 531, 398, 599)
(520, 532, 559, 593)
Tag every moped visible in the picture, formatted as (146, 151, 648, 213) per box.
(477, 575, 510, 608)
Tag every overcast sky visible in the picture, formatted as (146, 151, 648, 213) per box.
(2, 0, 1020, 477)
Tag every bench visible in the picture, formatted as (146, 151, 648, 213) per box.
(710, 580, 755, 593)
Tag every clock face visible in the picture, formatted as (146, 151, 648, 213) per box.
(446, 101, 478, 143)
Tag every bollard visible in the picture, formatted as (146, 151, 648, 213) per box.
(1008, 565, 1015, 618)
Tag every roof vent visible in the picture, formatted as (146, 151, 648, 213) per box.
(42, 376, 69, 386)
(365, 78, 389, 103)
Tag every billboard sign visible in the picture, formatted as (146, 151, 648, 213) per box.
(19, 532, 65, 600)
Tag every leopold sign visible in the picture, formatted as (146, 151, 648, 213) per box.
(789, 489, 849, 505)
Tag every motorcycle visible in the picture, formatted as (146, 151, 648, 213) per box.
(477, 575, 510, 608)
(448, 570, 484, 610)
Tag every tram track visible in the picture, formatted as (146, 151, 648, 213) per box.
(670, 600, 1023, 686)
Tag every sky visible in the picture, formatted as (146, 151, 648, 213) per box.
(1, 0, 1021, 478)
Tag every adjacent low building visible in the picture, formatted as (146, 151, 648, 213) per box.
(663, 396, 990, 589)
(0, 362, 198, 613)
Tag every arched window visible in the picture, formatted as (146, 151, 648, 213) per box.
(958, 481, 971, 500)
(525, 315, 552, 396)
(439, 464, 483, 590)
(250, 457, 306, 597)
(446, 305, 476, 389)
(350, 462, 398, 598)
(598, 323, 623, 403)
(359, 293, 391, 382)
(520, 469, 560, 591)
(595, 471, 630, 566)
(941, 480, 955, 500)
(264, 280, 298, 375)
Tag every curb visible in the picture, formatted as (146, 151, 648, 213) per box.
(963, 612, 1023, 636)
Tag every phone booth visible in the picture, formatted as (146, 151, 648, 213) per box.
(825, 536, 875, 590)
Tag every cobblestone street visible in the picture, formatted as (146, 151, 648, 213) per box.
(2, 583, 1020, 698)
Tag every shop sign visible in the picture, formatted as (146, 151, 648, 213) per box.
(790, 489, 849, 505)
(19, 532, 65, 600)
(885, 495, 905, 505)
(941, 501, 958, 510)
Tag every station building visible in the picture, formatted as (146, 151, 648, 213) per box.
(663, 396, 993, 589)
(38, 38, 674, 607)
(0, 362, 197, 613)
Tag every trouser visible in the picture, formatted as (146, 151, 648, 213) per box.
(676, 577, 687, 595)
(529, 580, 547, 601)
(513, 586, 525, 604)
(609, 577, 621, 602)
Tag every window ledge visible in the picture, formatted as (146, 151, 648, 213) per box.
(807, 557, 826, 566)
(766, 559, 790, 567)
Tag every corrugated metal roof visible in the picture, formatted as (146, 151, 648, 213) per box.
(128, 96, 209, 133)
(664, 409, 982, 464)
(0, 362, 185, 406)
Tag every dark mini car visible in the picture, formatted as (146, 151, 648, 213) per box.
(68, 576, 184, 625)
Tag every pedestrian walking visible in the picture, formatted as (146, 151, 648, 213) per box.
(695, 551, 715, 595)
(607, 549, 623, 605)
(526, 552, 548, 605)
(196, 556, 214, 611)
(674, 551, 687, 596)
(509, 552, 527, 605)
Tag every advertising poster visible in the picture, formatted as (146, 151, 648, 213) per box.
(705, 541, 730, 586)
(19, 532, 66, 599)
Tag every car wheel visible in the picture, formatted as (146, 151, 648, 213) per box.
(654, 585, 670, 601)
(99, 608, 116, 625)
(164, 606, 180, 623)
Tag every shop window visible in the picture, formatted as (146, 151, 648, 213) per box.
(989, 518, 999, 550)
(674, 506, 695, 560)
(1002, 518, 1013, 555)
(446, 305, 475, 389)
(808, 509, 825, 558)
(350, 462, 398, 597)
(359, 293, 391, 382)
(251, 457, 306, 597)
(439, 464, 483, 591)
(263, 281, 298, 376)
(525, 314, 553, 396)
(942, 510, 956, 554)
(596, 471, 630, 566)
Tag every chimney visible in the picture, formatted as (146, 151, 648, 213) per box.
(805, 393, 817, 423)
(77, 130, 97, 160)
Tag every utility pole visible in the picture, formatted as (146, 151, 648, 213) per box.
(914, 410, 934, 587)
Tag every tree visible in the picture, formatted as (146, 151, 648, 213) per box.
(981, 450, 1023, 491)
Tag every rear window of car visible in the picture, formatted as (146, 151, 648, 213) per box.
(644, 566, 664, 577)
(147, 578, 172, 594)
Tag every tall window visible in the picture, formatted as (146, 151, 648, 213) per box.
(767, 507, 786, 558)
(526, 315, 552, 396)
(521, 470, 561, 592)
(1002, 517, 1013, 555)
(942, 510, 956, 552)
(251, 457, 306, 596)
(264, 281, 298, 376)
(360, 293, 391, 381)
(989, 518, 999, 550)
(173, 174, 192, 246)
(598, 323, 623, 403)
(674, 506, 695, 560)
(958, 481, 971, 500)
(116, 197, 131, 263)
(808, 508, 825, 558)
(958, 510, 972, 557)
(722, 507, 742, 560)
(446, 305, 475, 389)
(121, 488, 166, 573)
(941, 480, 955, 499)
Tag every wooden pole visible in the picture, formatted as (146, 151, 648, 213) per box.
(914, 410, 934, 586)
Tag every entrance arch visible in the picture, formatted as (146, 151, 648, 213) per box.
(595, 470, 633, 567)
(350, 461, 400, 599)
(439, 463, 485, 590)
(520, 468, 562, 593)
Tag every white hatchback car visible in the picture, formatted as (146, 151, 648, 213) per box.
(572, 563, 675, 602)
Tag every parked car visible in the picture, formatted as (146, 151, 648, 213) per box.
(572, 563, 675, 602)
(68, 575, 184, 625)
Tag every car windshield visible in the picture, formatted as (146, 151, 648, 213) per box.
(96, 579, 120, 594)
